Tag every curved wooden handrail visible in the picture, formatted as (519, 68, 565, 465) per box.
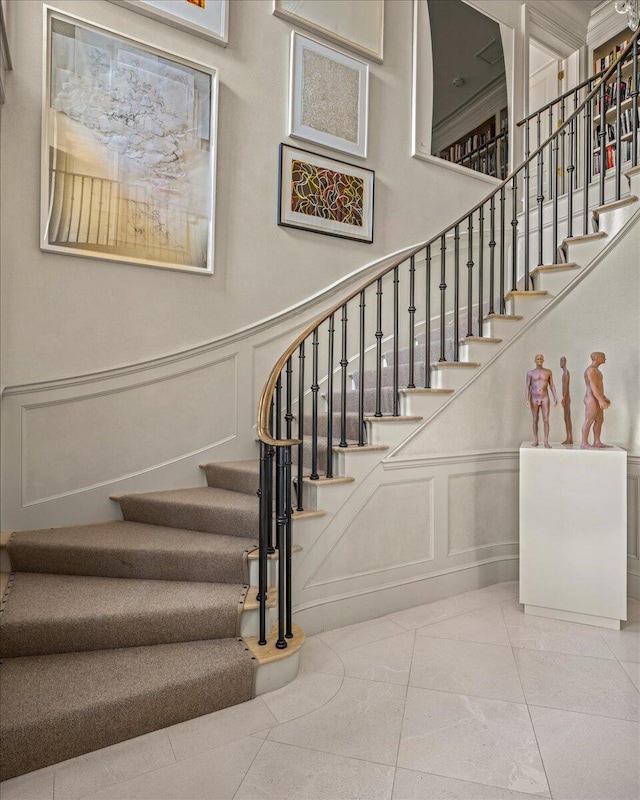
(257, 28, 640, 447)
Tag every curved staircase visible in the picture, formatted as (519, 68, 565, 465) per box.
(1, 34, 639, 782)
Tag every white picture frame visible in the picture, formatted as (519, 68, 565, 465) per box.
(289, 32, 369, 159)
(42, 6, 218, 274)
(109, 0, 228, 47)
(273, 0, 384, 63)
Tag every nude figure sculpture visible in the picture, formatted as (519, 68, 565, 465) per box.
(581, 351, 611, 449)
(560, 356, 573, 445)
(525, 354, 558, 448)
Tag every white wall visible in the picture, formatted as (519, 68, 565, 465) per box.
(0, 0, 494, 389)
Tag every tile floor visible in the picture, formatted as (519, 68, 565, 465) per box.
(2, 582, 639, 800)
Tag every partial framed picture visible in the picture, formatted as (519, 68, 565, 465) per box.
(273, 0, 384, 63)
(289, 32, 368, 159)
(109, 0, 228, 46)
(278, 144, 374, 243)
(42, 7, 218, 274)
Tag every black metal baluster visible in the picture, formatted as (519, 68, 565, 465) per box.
(511, 174, 518, 292)
(584, 88, 592, 234)
(488, 195, 496, 314)
(553, 123, 560, 262)
(375, 278, 383, 417)
(274, 376, 282, 557)
(454, 224, 460, 361)
(466, 214, 474, 338)
(439, 235, 447, 362)
(537, 112, 545, 266)
(499, 187, 506, 313)
(524, 122, 531, 286)
(358, 289, 366, 446)
(568, 113, 576, 239)
(258, 442, 269, 645)
(392, 267, 399, 415)
(284, 361, 293, 639)
(548, 105, 554, 200)
(560, 95, 567, 196)
(478, 204, 485, 335)
(599, 76, 607, 207)
(325, 314, 335, 478)
(340, 304, 349, 442)
(615, 60, 622, 201)
(267, 403, 275, 554)
(408, 255, 416, 388)
(275, 444, 287, 649)
(633, 38, 639, 168)
(310, 329, 319, 480)
(425, 245, 432, 387)
(573, 90, 579, 191)
(297, 342, 305, 511)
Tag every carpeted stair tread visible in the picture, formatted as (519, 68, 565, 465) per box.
(292, 435, 359, 469)
(7, 521, 255, 584)
(0, 572, 245, 658)
(351, 362, 427, 389)
(0, 638, 255, 781)
(329, 386, 397, 415)
(203, 460, 260, 496)
(119, 487, 258, 538)
(302, 411, 361, 441)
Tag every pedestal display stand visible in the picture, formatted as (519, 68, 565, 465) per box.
(519, 443, 627, 630)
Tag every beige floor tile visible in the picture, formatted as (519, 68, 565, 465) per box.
(387, 598, 467, 631)
(397, 687, 549, 797)
(167, 697, 278, 760)
(417, 604, 510, 646)
(268, 676, 405, 765)
(453, 581, 520, 611)
(298, 636, 344, 675)
(318, 616, 405, 652)
(392, 768, 548, 799)
(53, 753, 116, 800)
(620, 660, 640, 690)
(599, 624, 640, 663)
(339, 632, 415, 685)
(514, 648, 640, 721)
(0, 767, 55, 800)
(235, 740, 395, 800)
(410, 637, 525, 703)
(530, 705, 640, 800)
(261, 669, 342, 723)
(97, 731, 175, 784)
(84, 737, 262, 800)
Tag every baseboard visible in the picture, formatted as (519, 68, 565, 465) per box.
(293, 557, 518, 634)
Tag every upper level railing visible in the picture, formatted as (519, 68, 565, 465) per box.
(254, 29, 640, 648)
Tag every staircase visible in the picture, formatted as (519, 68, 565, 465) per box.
(1, 32, 639, 782)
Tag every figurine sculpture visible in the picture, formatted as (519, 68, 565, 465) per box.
(581, 351, 611, 449)
(560, 356, 573, 445)
(525, 354, 558, 448)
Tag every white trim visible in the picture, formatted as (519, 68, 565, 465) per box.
(587, 1, 628, 49)
(526, 6, 587, 56)
(383, 448, 519, 469)
(109, 0, 229, 47)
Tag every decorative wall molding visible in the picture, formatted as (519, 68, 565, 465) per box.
(526, 5, 588, 56)
(384, 449, 519, 469)
(587, 1, 627, 49)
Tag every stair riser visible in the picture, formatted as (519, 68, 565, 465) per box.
(1, 546, 11, 572)
(430, 366, 478, 391)
(504, 295, 551, 319)
(534, 270, 580, 296)
(458, 341, 501, 362)
(204, 466, 258, 496)
(365, 419, 422, 447)
(562, 238, 607, 266)
(483, 318, 522, 340)
(240, 605, 278, 637)
(300, 480, 355, 514)
(400, 393, 451, 418)
(248, 558, 279, 586)
(333, 449, 386, 481)
(302, 412, 361, 441)
(595, 201, 639, 238)
(352, 363, 427, 390)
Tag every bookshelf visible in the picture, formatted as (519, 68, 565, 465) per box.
(592, 28, 638, 176)
(439, 108, 508, 179)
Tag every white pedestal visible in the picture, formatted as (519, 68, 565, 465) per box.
(519, 443, 627, 630)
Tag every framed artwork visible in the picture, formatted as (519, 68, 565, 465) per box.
(273, 0, 384, 63)
(278, 144, 374, 243)
(109, 0, 228, 46)
(41, 7, 218, 274)
(289, 32, 368, 159)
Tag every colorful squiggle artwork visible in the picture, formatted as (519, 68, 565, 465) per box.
(186, 0, 206, 8)
(290, 160, 364, 227)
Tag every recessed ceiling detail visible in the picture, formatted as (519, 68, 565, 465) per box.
(475, 38, 502, 67)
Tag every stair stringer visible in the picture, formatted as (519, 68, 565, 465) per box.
(290, 205, 640, 634)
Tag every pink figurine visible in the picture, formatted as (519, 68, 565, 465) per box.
(581, 351, 612, 449)
(560, 356, 573, 445)
(525, 354, 558, 448)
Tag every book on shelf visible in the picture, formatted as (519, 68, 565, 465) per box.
(592, 138, 636, 175)
(594, 40, 630, 73)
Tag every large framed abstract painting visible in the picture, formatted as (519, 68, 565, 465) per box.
(109, 1, 229, 46)
(273, 0, 384, 63)
(278, 144, 374, 243)
(41, 8, 218, 274)
(289, 32, 368, 159)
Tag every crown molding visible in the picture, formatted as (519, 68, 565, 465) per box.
(587, 1, 627, 48)
(526, 5, 587, 55)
